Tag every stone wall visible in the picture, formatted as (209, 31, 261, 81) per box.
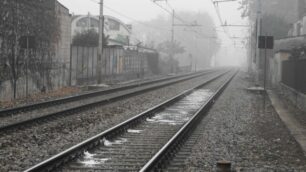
(279, 83, 306, 112)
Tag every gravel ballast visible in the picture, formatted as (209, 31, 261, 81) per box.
(0, 73, 195, 110)
(173, 72, 306, 171)
(0, 71, 225, 171)
(0, 72, 208, 127)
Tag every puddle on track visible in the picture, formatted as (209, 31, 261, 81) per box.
(76, 151, 110, 167)
(65, 89, 213, 170)
(127, 129, 142, 133)
(146, 89, 213, 125)
(103, 138, 128, 147)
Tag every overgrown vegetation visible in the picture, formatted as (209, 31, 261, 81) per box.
(157, 40, 185, 57)
(239, 0, 292, 39)
(72, 29, 109, 47)
(132, 12, 219, 69)
(261, 14, 291, 39)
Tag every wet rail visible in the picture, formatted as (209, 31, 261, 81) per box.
(24, 69, 236, 172)
(0, 70, 222, 132)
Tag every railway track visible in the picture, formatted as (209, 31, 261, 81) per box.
(0, 71, 210, 116)
(24, 69, 237, 172)
(0, 69, 221, 132)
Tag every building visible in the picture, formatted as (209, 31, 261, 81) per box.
(288, 0, 306, 36)
(264, 0, 306, 111)
(55, 1, 71, 63)
(71, 14, 132, 46)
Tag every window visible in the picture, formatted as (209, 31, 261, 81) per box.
(108, 19, 120, 31)
(76, 18, 89, 27)
(90, 18, 99, 28)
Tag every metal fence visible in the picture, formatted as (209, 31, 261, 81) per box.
(282, 59, 306, 94)
(0, 45, 159, 100)
(70, 46, 159, 85)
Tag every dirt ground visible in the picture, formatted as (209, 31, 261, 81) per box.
(0, 87, 81, 109)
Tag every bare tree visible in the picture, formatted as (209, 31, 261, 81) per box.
(0, 0, 60, 98)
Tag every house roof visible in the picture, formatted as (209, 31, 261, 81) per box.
(71, 15, 132, 33)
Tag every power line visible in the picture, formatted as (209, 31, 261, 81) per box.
(209, 0, 239, 43)
(104, 5, 169, 32)
(165, 1, 174, 11)
(86, 0, 169, 32)
(87, 0, 99, 4)
(150, 0, 188, 25)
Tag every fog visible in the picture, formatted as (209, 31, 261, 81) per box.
(58, 0, 248, 68)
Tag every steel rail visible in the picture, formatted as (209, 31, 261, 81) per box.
(0, 70, 220, 132)
(0, 70, 211, 117)
(23, 70, 231, 172)
(140, 70, 237, 172)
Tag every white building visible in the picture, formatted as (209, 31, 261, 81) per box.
(71, 14, 132, 46)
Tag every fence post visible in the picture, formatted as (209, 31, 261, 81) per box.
(92, 47, 94, 81)
(69, 45, 72, 86)
(86, 46, 89, 85)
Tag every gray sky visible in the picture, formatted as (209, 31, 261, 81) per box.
(58, 0, 248, 66)
(58, 0, 245, 24)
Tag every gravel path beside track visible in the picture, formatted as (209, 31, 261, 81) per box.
(172, 72, 306, 171)
(0, 70, 224, 171)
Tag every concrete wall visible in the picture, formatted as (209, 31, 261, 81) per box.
(269, 51, 290, 87)
(0, 1, 72, 101)
(268, 51, 306, 112)
(279, 83, 306, 112)
(269, 41, 306, 112)
(55, 1, 71, 62)
(0, 66, 68, 101)
(55, 1, 71, 87)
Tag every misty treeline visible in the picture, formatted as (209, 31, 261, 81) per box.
(132, 12, 219, 69)
(0, 0, 60, 98)
(239, 0, 295, 39)
(72, 29, 109, 47)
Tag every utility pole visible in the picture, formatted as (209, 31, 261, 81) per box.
(171, 10, 175, 45)
(257, 0, 262, 83)
(26, 30, 29, 99)
(97, 0, 104, 84)
(170, 9, 175, 73)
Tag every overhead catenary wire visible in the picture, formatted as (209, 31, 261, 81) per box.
(89, 0, 219, 40)
(150, 0, 219, 42)
(87, 0, 220, 45)
(209, 0, 240, 44)
(150, 0, 189, 25)
(104, 5, 170, 32)
(86, 0, 170, 32)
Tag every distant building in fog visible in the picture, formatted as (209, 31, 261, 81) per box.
(288, 0, 306, 36)
(71, 14, 132, 46)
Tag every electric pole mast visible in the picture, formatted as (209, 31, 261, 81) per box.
(171, 9, 175, 73)
(97, 0, 104, 83)
(171, 10, 174, 45)
(256, 0, 262, 84)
